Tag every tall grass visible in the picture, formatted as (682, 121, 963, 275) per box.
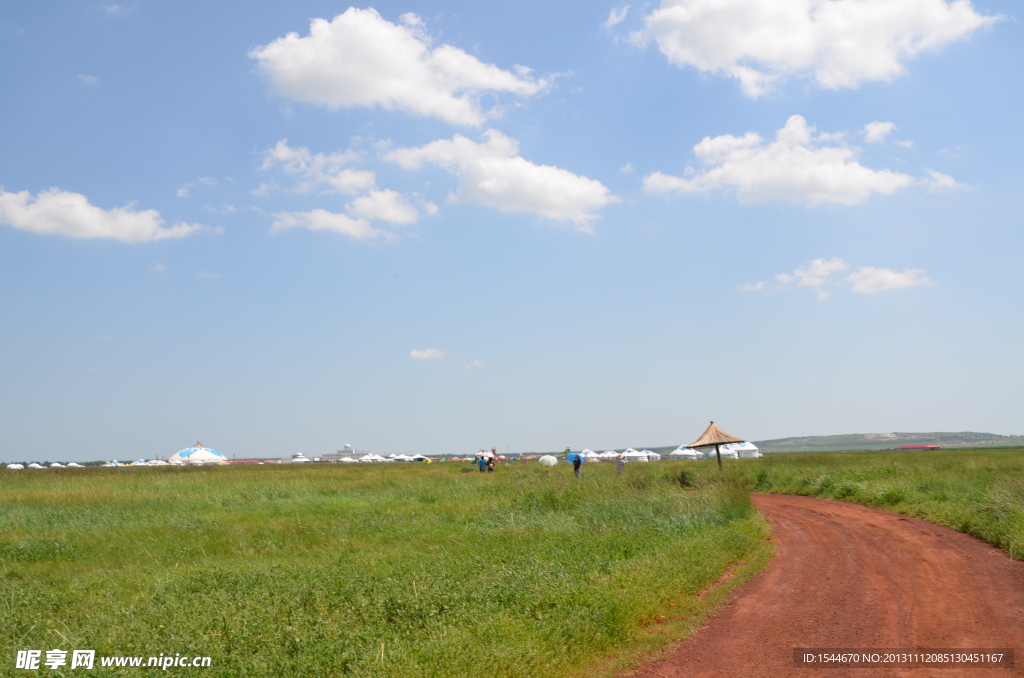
(0, 462, 768, 677)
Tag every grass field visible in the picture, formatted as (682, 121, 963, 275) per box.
(712, 447, 1024, 559)
(1, 461, 769, 677)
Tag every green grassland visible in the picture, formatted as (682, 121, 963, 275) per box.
(1, 462, 769, 677)
(700, 447, 1024, 559)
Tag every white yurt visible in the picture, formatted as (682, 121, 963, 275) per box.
(702, 445, 738, 459)
(289, 453, 311, 463)
(6, 463, 24, 469)
(339, 456, 357, 463)
(169, 444, 226, 466)
(600, 450, 620, 459)
(580, 449, 601, 460)
(720, 442, 762, 458)
(669, 447, 700, 460)
(130, 459, 150, 466)
(27, 462, 45, 469)
(621, 449, 649, 462)
(148, 459, 168, 466)
(49, 462, 65, 468)
(66, 462, 83, 468)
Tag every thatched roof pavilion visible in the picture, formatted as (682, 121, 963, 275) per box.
(686, 421, 745, 469)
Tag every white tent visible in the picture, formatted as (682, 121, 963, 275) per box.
(580, 449, 601, 459)
(168, 459, 185, 466)
(621, 449, 649, 462)
(6, 463, 24, 469)
(720, 442, 762, 458)
(669, 447, 700, 459)
(339, 456, 357, 463)
(695, 445, 738, 459)
(289, 453, 311, 463)
(359, 454, 388, 463)
(641, 449, 661, 461)
(27, 462, 45, 469)
(148, 459, 168, 466)
(49, 462, 65, 468)
(409, 454, 430, 462)
(170, 445, 226, 466)
(66, 462, 83, 468)
(600, 450, 620, 459)
(130, 459, 150, 466)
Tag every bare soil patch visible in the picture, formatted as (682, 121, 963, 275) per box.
(626, 494, 1024, 677)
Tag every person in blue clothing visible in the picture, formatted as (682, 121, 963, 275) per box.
(572, 454, 582, 478)
(477, 455, 487, 472)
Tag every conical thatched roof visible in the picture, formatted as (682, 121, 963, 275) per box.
(686, 421, 745, 448)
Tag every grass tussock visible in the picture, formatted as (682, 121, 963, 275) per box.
(0, 462, 767, 677)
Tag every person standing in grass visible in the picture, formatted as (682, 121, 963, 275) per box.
(486, 456, 495, 473)
(616, 456, 625, 475)
(477, 455, 487, 473)
(573, 454, 582, 478)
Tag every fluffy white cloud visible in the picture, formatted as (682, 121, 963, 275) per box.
(411, 348, 446, 360)
(846, 266, 933, 293)
(744, 258, 934, 298)
(923, 169, 965, 191)
(644, 115, 916, 206)
(78, 74, 98, 86)
(250, 8, 547, 126)
(260, 140, 375, 195)
(346, 189, 419, 225)
(386, 130, 617, 229)
(604, 5, 630, 29)
(464, 360, 485, 369)
(633, 0, 998, 97)
(0, 188, 203, 242)
(271, 209, 385, 241)
(863, 121, 897, 143)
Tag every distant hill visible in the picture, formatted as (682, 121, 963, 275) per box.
(753, 432, 1024, 454)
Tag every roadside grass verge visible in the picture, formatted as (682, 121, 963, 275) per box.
(680, 448, 1024, 560)
(1, 462, 768, 677)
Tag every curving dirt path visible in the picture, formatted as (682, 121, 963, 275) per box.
(630, 494, 1024, 677)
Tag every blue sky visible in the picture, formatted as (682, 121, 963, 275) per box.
(1, 0, 1021, 461)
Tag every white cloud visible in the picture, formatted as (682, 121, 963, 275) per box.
(618, 162, 635, 175)
(152, 262, 166, 273)
(260, 140, 375, 195)
(346, 189, 419, 225)
(386, 130, 618, 229)
(743, 257, 849, 300)
(176, 185, 190, 198)
(0, 188, 204, 242)
(923, 169, 965, 191)
(644, 115, 916, 206)
(249, 7, 548, 126)
(632, 0, 998, 97)
(604, 4, 631, 29)
(196, 271, 220, 279)
(846, 267, 933, 293)
(411, 348, 446, 360)
(102, 4, 135, 16)
(744, 258, 933, 298)
(271, 209, 385, 241)
(895, 139, 915, 149)
(78, 74, 98, 86)
(465, 360, 485, 369)
(863, 121, 896, 143)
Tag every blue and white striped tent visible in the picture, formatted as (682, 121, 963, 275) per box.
(169, 444, 226, 465)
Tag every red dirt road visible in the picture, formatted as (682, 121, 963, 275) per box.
(630, 494, 1024, 677)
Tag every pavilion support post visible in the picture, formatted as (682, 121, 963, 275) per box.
(715, 443, 722, 470)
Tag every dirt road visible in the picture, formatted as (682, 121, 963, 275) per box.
(630, 494, 1024, 677)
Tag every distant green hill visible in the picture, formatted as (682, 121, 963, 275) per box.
(753, 431, 1024, 454)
